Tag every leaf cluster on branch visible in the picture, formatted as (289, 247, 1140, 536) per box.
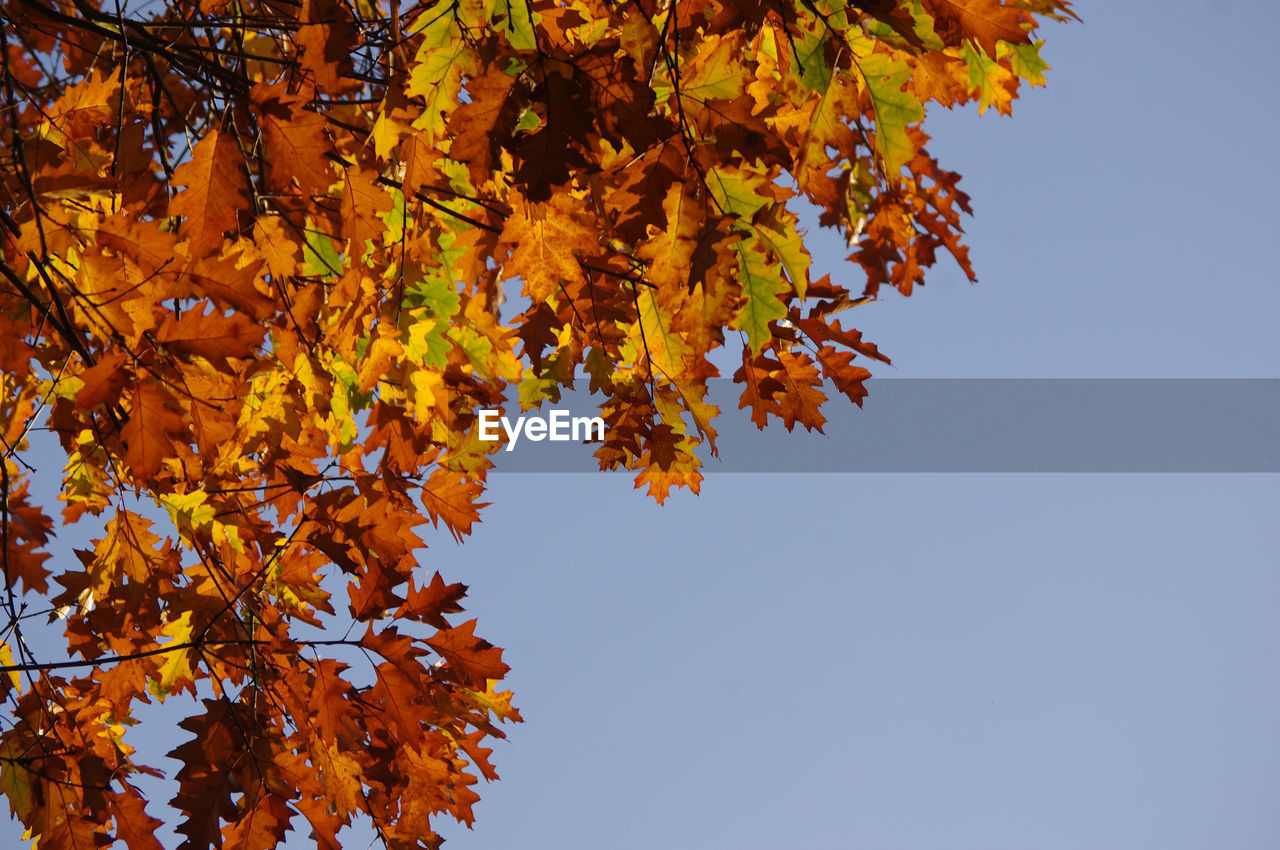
(0, 0, 1073, 846)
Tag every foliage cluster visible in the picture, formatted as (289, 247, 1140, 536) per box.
(0, 0, 1071, 846)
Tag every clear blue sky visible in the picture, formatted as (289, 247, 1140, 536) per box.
(9, 2, 1280, 848)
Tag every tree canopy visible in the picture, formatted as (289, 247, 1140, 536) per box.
(0, 0, 1073, 847)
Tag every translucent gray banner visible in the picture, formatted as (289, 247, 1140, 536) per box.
(471, 380, 1279, 472)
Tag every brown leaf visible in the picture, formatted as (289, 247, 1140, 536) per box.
(398, 571, 468, 630)
(121, 383, 186, 483)
(75, 351, 130, 412)
(157, 308, 265, 367)
(251, 82, 334, 194)
(420, 467, 487, 543)
(922, 0, 1033, 54)
(426, 619, 509, 685)
(339, 165, 393, 259)
(169, 130, 251, 257)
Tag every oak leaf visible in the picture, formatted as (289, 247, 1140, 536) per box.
(923, 0, 1034, 54)
(121, 383, 186, 483)
(169, 130, 251, 257)
(426, 620, 509, 686)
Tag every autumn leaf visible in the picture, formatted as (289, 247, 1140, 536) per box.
(339, 165, 393, 261)
(731, 239, 789, 356)
(420, 467, 487, 543)
(0, 737, 34, 822)
(121, 383, 187, 483)
(153, 611, 196, 696)
(156, 308, 266, 367)
(251, 81, 334, 193)
(169, 130, 251, 257)
(398, 571, 468, 630)
(427, 620, 510, 686)
(855, 52, 926, 176)
(499, 192, 597, 302)
(74, 350, 129, 411)
(922, 0, 1034, 55)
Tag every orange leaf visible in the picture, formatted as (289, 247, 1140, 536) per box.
(121, 383, 186, 483)
(169, 130, 251, 257)
(922, 0, 1033, 54)
(157, 308, 266, 367)
(420, 467, 487, 543)
(339, 165, 392, 259)
(251, 81, 334, 194)
(426, 619, 509, 685)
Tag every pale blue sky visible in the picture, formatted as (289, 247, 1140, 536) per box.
(7, 1, 1280, 848)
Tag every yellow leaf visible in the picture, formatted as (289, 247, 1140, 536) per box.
(0, 642, 20, 693)
(153, 611, 195, 697)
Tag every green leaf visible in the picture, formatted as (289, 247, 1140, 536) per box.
(961, 41, 1016, 114)
(706, 163, 771, 219)
(856, 52, 925, 175)
(0, 739, 34, 821)
(753, 217, 811, 299)
(904, 0, 946, 51)
(448, 325, 495, 378)
(381, 187, 407, 242)
(407, 11, 476, 140)
(495, 0, 538, 51)
(406, 273, 462, 319)
(794, 28, 832, 93)
(518, 372, 561, 408)
(731, 239, 788, 356)
(409, 4, 459, 46)
(406, 313, 452, 369)
(302, 226, 343, 277)
(1005, 41, 1050, 86)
